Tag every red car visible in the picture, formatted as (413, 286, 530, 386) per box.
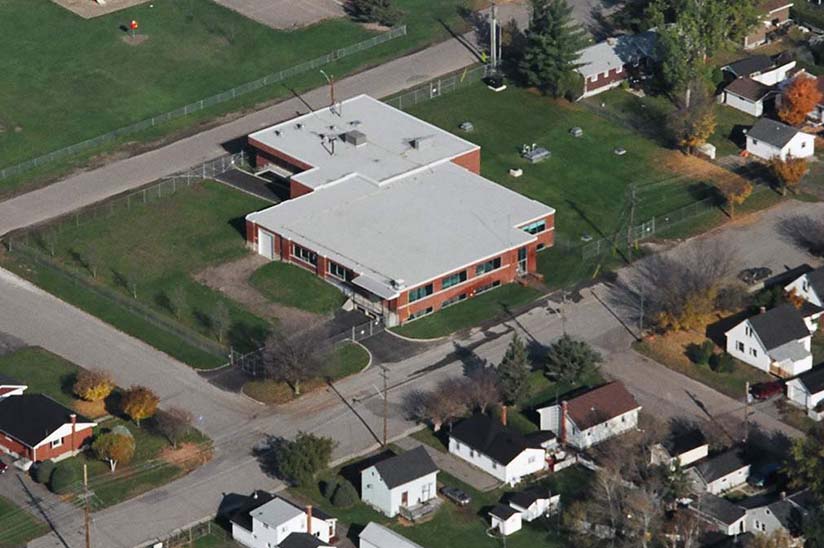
(751, 381, 783, 400)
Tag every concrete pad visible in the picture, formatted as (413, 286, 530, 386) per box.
(212, 0, 344, 30)
(51, 0, 153, 19)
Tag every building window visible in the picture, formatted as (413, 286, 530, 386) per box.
(750, 348, 758, 357)
(475, 281, 501, 295)
(409, 307, 433, 321)
(442, 271, 467, 289)
(476, 257, 502, 276)
(737, 341, 744, 352)
(328, 261, 351, 281)
(408, 284, 434, 303)
(442, 294, 467, 308)
(745, 326, 753, 337)
(51, 437, 63, 449)
(293, 244, 317, 265)
(522, 220, 546, 235)
(803, 280, 810, 292)
(537, 243, 546, 251)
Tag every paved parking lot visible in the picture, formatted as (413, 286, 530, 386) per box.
(212, 0, 344, 29)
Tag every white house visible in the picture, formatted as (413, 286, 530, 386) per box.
(689, 450, 751, 495)
(490, 504, 523, 536)
(784, 267, 824, 307)
(725, 304, 818, 378)
(652, 429, 709, 468)
(358, 522, 424, 548)
(536, 382, 641, 450)
(746, 117, 816, 161)
(230, 492, 337, 548)
(742, 490, 814, 543)
(722, 54, 797, 86)
(507, 489, 560, 522)
(786, 365, 824, 420)
(448, 413, 552, 486)
(691, 494, 747, 536)
(360, 446, 439, 518)
(723, 77, 775, 116)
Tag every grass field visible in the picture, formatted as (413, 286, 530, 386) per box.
(0, 346, 81, 407)
(0, 496, 48, 547)
(250, 262, 346, 315)
(0, 0, 480, 189)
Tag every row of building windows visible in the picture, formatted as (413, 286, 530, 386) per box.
(476, 257, 502, 276)
(442, 270, 467, 289)
(293, 243, 317, 266)
(328, 260, 352, 282)
(522, 220, 546, 235)
(408, 307, 434, 321)
(442, 293, 467, 308)
(409, 283, 434, 303)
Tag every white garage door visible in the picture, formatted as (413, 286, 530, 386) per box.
(258, 230, 274, 260)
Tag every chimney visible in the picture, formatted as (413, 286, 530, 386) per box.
(760, 306, 766, 314)
(501, 405, 507, 426)
(560, 401, 568, 445)
(70, 413, 77, 452)
(306, 505, 313, 535)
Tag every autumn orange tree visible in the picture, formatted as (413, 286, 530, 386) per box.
(668, 83, 717, 153)
(715, 178, 753, 219)
(92, 429, 135, 473)
(73, 369, 115, 402)
(779, 74, 823, 126)
(770, 156, 808, 195)
(121, 385, 159, 426)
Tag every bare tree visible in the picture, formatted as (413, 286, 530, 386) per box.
(154, 407, 194, 449)
(461, 368, 501, 413)
(777, 215, 824, 257)
(169, 285, 187, 320)
(261, 328, 329, 396)
(211, 301, 231, 343)
(670, 509, 703, 548)
(402, 378, 468, 431)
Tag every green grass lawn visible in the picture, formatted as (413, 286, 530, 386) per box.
(391, 284, 542, 339)
(710, 105, 756, 157)
(328, 342, 371, 378)
(250, 262, 346, 315)
(0, 496, 48, 547)
(0, 347, 80, 407)
(0, 0, 481, 193)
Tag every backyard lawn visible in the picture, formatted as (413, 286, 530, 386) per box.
(0, 496, 48, 547)
(250, 262, 346, 315)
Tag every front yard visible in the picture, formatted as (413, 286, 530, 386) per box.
(0, 495, 48, 547)
(249, 262, 345, 315)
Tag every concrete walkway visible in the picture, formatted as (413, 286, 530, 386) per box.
(395, 437, 501, 493)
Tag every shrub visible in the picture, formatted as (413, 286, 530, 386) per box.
(33, 460, 55, 484)
(687, 340, 715, 365)
(50, 463, 78, 494)
(331, 480, 358, 508)
(320, 478, 338, 500)
(715, 285, 749, 312)
(709, 352, 735, 373)
(73, 369, 115, 402)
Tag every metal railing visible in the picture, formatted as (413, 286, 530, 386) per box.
(385, 64, 490, 111)
(0, 26, 407, 181)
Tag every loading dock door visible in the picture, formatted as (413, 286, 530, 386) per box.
(258, 230, 274, 260)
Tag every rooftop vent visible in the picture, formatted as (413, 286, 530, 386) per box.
(349, 120, 362, 126)
(296, 123, 304, 130)
(411, 135, 435, 150)
(343, 130, 367, 147)
(391, 279, 406, 289)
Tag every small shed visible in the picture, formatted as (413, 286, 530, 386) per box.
(489, 504, 522, 536)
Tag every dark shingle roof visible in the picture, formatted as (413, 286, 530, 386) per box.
(278, 533, 330, 548)
(695, 450, 748, 483)
(228, 491, 275, 531)
(725, 55, 775, 77)
(0, 394, 92, 447)
(372, 446, 438, 489)
(725, 77, 774, 102)
(490, 504, 519, 520)
(663, 429, 707, 456)
(796, 364, 824, 394)
(508, 488, 546, 510)
(805, 267, 824, 297)
(450, 414, 535, 466)
(565, 382, 640, 430)
(694, 494, 746, 525)
(748, 304, 810, 350)
(747, 118, 801, 149)
(768, 499, 805, 535)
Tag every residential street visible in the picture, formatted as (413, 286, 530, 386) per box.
(1, 198, 815, 547)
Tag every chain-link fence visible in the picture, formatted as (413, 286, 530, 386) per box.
(0, 26, 407, 182)
(136, 518, 230, 548)
(385, 64, 490, 111)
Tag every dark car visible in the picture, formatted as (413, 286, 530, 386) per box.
(748, 463, 781, 488)
(0, 460, 7, 475)
(440, 486, 471, 506)
(738, 267, 772, 285)
(751, 381, 783, 400)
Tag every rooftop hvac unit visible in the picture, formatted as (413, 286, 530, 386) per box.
(411, 136, 434, 150)
(343, 130, 367, 147)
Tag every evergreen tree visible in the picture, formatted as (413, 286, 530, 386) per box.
(497, 334, 531, 404)
(545, 334, 602, 384)
(519, 0, 589, 98)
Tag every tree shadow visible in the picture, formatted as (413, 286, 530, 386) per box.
(68, 248, 89, 272)
(777, 215, 824, 256)
(155, 291, 174, 315)
(111, 268, 130, 292)
(526, 338, 551, 368)
(729, 124, 751, 150)
(228, 216, 248, 240)
(228, 321, 271, 352)
(192, 309, 214, 332)
(452, 341, 489, 376)
(104, 390, 123, 418)
(60, 373, 77, 400)
(705, 310, 750, 347)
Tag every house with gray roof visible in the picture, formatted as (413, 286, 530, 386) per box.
(360, 446, 439, 518)
(688, 450, 751, 495)
(746, 117, 815, 161)
(229, 492, 337, 548)
(575, 31, 657, 99)
(786, 364, 824, 420)
(785, 266, 824, 308)
(741, 490, 814, 543)
(359, 522, 424, 548)
(690, 494, 747, 536)
(725, 304, 819, 378)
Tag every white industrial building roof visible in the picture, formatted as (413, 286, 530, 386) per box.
(359, 522, 424, 548)
(248, 94, 478, 190)
(248, 161, 554, 299)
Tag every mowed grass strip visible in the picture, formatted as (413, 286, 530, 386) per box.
(249, 262, 346, 315)
(0, 0, 480, 170)
(0, 496, 48, 547)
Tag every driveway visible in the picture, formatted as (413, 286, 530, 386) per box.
(394, 436, 501, 492)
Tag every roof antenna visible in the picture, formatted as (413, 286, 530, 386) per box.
(320, 70, 342, 117)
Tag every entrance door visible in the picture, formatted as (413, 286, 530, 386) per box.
(517, 247, 528, 274)
(258, 230, 274, 260)
(401, 491, 409, 507)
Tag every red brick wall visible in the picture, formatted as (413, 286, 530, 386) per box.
(249, 139, 313, 172)
(585, 67, 627, 93)
(1, 426, 93, 462)
(290, 180, 315, 198)
(451, 148, 482, 174)
(246, 220, 258, 247)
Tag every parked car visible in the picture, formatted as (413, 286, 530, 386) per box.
(738, 267, 772, 285)
(748, 463, 781, 488)
(440, 486, 471, 506)
(751, 381, 783, 400)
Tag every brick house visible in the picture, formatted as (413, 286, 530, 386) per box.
(744, 0, 794, 49)
(245, 95, 555, 327)
(0, 391, 96, 464)
(575, 32, 658, 99)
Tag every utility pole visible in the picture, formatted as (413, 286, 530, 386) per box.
(84, 464, 91, 548)
(489, 2, 499, 73)
(744, 381, 750, 443)
(320, 70, 336, 114)
(626, 184, 637, 263)
(381, 366, 389, 447)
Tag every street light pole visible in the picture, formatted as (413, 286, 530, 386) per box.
(320, 70, 337, 114)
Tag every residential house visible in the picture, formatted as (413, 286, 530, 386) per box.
(0, 374, 26, 399)
(722, 54, 797, 85)
(721, 54, 797, 116)
(230, 492, 337, 548)
(358, 522, 424, 548)
(744, 0, 794, 49)
(787, 365, 824, 420)
(689, 450, 751, 495)
(725, 304, 819, 377)
(691, 494, 747, 536)
(536, 382, 641, 450)
(360, 446, 439, 518)
(745, 117, 816, 160)
(785, 266, 824, 307)
(490, 504, 523, 536)
(507, 488, 560, 522)
(245, 95, 555, 326)
(723, 77, 776, 116)
(652, 429, 709, 468)
(0, 391, 96, 465)
(575, 31, 658, 98)
(741, 490, 814, 544)
(448, 412, 553, 486)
